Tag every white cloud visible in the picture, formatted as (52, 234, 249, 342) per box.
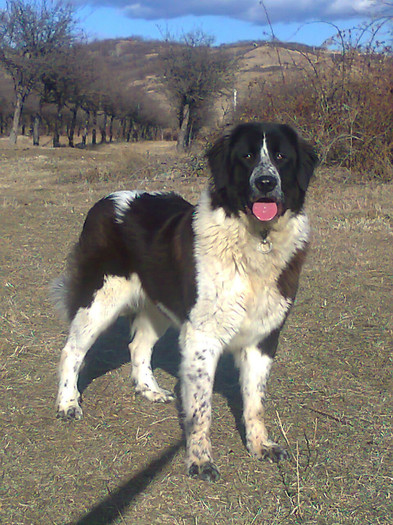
(75, 0, 380, 24)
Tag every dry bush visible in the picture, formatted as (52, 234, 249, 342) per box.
(239, 44, 393, 182)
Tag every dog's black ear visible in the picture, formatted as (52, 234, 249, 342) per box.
(297, 137, 319, 192)
(206, 134, 231, 191)
(280, 124, 319, 192)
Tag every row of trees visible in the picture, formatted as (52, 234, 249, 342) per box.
(0, 0, 236, 149)
(2, 0, 391, 175)
(0, 0, 80, 144)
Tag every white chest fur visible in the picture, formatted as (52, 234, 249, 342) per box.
(190, 191, 309, 350)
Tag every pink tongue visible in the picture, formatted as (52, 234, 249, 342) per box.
(252, 201, 278, 221)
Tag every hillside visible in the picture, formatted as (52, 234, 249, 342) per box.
(1, 35, 391, 180)
(0, 37, 325, 125)
(84, 37, 325, 119)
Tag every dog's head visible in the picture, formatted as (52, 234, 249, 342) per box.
(206, 122, 318, 222)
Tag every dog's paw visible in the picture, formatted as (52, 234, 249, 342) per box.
(135, 386, 175, 403)
(247, 437, 289, 463)
(188, 461, 220, 482)
(259, 443, 289, 463)
(56, 403, 83, 421)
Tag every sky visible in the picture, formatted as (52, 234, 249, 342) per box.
(0, 0, 390, 47)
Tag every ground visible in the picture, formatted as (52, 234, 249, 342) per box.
(0, 136, 392, 525)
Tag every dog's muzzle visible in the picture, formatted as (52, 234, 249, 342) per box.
(249, 171, 283, 222)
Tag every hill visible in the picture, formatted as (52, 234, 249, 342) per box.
(83, 37, 326, 120)
(1, 35, 392, 179)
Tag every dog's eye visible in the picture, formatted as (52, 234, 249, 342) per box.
(275, 152, 285, 161)
(243, 153, 253, 159)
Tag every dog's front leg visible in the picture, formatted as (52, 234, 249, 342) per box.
(179, 322, 223, 481)
(237, 333, 289, 462)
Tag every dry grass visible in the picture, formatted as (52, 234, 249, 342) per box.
(0, 139, 392, 524)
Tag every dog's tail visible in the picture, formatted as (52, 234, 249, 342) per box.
(49, 243, 80, 324)
(49, 272, 72, 324)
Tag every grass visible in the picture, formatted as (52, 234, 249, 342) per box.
(0, 139, 392, 524)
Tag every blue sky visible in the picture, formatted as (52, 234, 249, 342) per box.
(0, 1, 389, 47)
(71, 0, 389, 47)
(76, 8, 364, 47)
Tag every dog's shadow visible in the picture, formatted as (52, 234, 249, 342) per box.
(78, 317, 245, 444)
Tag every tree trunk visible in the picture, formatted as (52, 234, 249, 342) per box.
(109, 115, 114, 142)
(126, 119, 135, 142)
(32, 113, 40, 146)
(121, 118, 127, 140)
(82, 111, 90, 147)
(67, 105, 78, 147)
(9, 93, 24, 145)
(100, 113, 107, 143)
(92, 110, 97, 145)
(53, 103, 62, 148)
(177, 103, 190, 151)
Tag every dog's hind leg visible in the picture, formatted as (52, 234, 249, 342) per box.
(129, 303, 174, 403)
(56, 275, 140, 420)
(56, 310, 109, 420)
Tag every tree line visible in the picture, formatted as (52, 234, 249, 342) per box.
(0, 0, 235, 149)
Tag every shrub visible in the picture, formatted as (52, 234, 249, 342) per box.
(238, 42, 393, 181)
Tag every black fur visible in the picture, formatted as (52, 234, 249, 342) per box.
(207, 122, 318, 216)
(53, 122, 319, 482)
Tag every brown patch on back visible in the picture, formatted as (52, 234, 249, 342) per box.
(277, 246, 308, 301)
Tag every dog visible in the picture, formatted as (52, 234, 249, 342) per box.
(52, 122, 318, 481)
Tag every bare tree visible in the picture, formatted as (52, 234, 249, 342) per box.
(160, 30, 236, 150)
(0, 0, 79, 144)
(39, 44, 96, 147)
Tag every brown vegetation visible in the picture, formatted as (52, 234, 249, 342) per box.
(238, 42, 393, 181)
(0, 2, 392, 178)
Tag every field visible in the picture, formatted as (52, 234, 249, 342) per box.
(1, 136, 392, 525)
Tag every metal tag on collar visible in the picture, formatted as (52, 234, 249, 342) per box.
(259, 238, 272, 254)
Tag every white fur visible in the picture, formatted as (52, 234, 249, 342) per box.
(55, 180, 310, 475)
(259, 135, 282, 181)
(235, 348, 275, 457)
(56, 274, 145, 418)
(190, 189, 308, 348)
(128, 302, 174, 403)
(109, 190, 143, 223)
(179, 189, 309, 470)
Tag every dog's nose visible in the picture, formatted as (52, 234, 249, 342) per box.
(254, 176, 277, 193)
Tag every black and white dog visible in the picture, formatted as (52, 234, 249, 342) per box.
(53, 122, 318, 481)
